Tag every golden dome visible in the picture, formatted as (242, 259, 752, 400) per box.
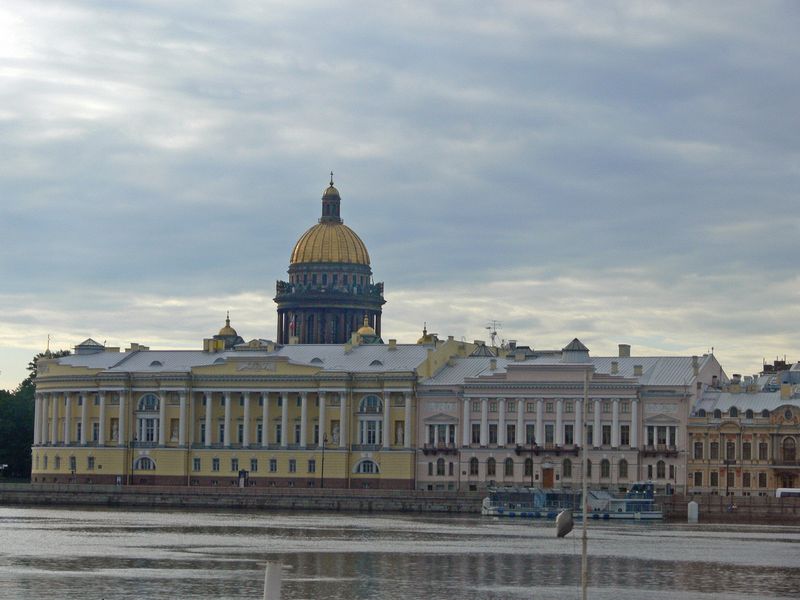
(323, 184, 339, 197)
(290, 222, 371, 265)
(218, 312, 237, 337)
(357, 314, 376, 336)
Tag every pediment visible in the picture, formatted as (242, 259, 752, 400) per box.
(424, 412, 458, 423)
(644, 414, 682, 425)
(193, 357, 321, 376)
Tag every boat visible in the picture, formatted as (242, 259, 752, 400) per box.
(481, 482, 663, 520)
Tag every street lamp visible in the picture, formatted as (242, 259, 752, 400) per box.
(321, 434, 328, 489)
(530, 436, 536, 487)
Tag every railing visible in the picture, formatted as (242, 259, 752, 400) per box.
(422, 443, 458, 455)
(515, 444, 580, 457)
(769, 458, 800, 466)
(641, 445, 679, 457)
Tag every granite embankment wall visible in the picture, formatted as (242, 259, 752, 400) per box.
(0, 483, 485, 513)
(661, 493, 800, 523)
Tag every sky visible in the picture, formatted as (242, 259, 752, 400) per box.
(1, 1, 798, 390)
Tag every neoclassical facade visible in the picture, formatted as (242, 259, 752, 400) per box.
(274, 178, 385, 344)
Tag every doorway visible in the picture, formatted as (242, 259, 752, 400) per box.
(542, 468, 554, 489)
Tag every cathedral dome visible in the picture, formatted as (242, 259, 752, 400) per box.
(290, 222, 371, 265)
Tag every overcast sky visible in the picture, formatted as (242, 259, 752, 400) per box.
(1, 1, 798, 390)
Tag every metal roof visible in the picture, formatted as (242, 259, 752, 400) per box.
(422, 356, 510, 385)
(695, 389, 800, 413)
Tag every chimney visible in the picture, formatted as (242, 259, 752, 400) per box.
(633, 364, 643, 376)
(388, 339, 397, 351)
(515, 350, 525, 362)
(692, 355, 699, 376)
(618, 344, 631, 358)
(732, 373, 742, 384)
(490, 358, 497, 371)
(611, 361, 619, 375)
(447, 335, 454, 342)
(781, 383, 791, 399)
(447, 357, 456, 367)
(508, 340, 517, 351)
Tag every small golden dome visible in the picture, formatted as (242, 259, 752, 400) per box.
(290, 222, 370, 265)
(357, 314, 375, 336)
(417, 323, 437, 344)
(218, 312, 237, 337)
(323, 184, 340, 197)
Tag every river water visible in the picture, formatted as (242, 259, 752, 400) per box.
(0, 506, 798, 600)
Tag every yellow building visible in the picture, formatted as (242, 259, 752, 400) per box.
(31, 324, 477, 489)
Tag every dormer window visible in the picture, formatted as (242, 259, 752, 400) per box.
(149, 360, 163, 367)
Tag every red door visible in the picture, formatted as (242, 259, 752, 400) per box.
(542, 468, 554, 489)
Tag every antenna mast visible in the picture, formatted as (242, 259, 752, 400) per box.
(485, 320, 502, 347)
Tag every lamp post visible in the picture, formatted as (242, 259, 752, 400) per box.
(321, 434, 328, 489)
(530, 436, 535, 487)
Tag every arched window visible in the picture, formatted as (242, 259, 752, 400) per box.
(619, 459, 628, 479)
(600, 459, 610, 478)
(698, 409, 706, 417)
(134, 457, 156, 471)
(487, 457, 496, 477)
(359, 395, 383, 413)
(469, 457, 479, 476)
(504, 458, 514, 477)
(656, 460, 666, 479)
(436, 458, 445, 476)
(138, 394, 159, 411)
(354, 460, 379, 474)
(562, 458, 572, 479)
(713, 409, 722, 419)
(524, 458, 533, 477)
(783, 437, 796, 462)
(761, 409, 770, 418)
(586, 459, 592, 478)
(54, 456, 61, 470)
(729, 407, 738, 417)
(745, 409, 753, 419)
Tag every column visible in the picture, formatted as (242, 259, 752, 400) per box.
(498, 398, 506, 446)
(593, 399, 601, 448)
(98, 392, 106, 446)
(64, 393, 72, 444)
(40, 395, 49, 445)
(223, 391, 232, 448)
(575, 399, 583, 447)
(51, 393, 59, 444)
(404, 392, 412, 449)
(179, 391, 187, 447)
(119, 390, 127, 446)
(630, 399, 639, 448)
(242, 392, 250, 448)
(480, 398, 488, 447)
(33, 395, 41, 446)
(158, 392, 166, 446)
(80, 393, 88, 446)
(462, 399, 471, 446)
(382, 393, 391, 449)
(516, 399, 524, 445)
(555, 399, 563, 446)
(300, 392, 308, 449)
(319, 392, 327, 444)
(261, 393, 270, 447)
(204, 393, 212, 448)
(535, 399, 543, 445)
(281, 393, 289, 448)
(339, 392, 348, 449)
(611, 399, 620, 448)
(666, 425, 672, 448)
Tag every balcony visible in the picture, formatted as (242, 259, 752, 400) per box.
(422, 443, 458, 456)
(514, 444, 579, 457)
(641, 445, 679, 458)
(769, 458, 800, 468)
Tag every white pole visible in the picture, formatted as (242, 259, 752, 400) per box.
(263, 563, 282, 600)
(581, 368, 590, 600)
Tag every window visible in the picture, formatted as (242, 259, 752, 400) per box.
(727, 471, 735, 490)
(250, 459, 258, 472)
(726, 441, 736, 461)
(449, 462, 454, 476)
(564, 424, 574, 445)
(743, 472, 751, 487)
(527, 402, 535, 413)
(526, 424, 535, 444)
(565, 401, 573, 413)
(602, 401, 611, 413)
(508, 400, 516, 413)
(586, 460, 592, 477)
(694, 472, 702, 486)
(359, 395, 383, 413)
(525, 458, 533, 477)
(428, 462, 434, 477)
(602, 425, 611, 446)
(308, 459, 316, 473)
(729, 407, 738, 417)
(472, 401, 480, 412)
(742, 442, 751, 460)
(545, 402, 553, 413)
(294, 424, 301, 445)
(600, 459, 610, 478)
(257, 423, 263, 445)
(758, 442, 768, 460)
(745, 409, 753, 419)
(231, 458, 239, 472)
(669, 464, 675, 479)
(710, 442, 719, 460)
(647, 464, 653, 479)
(489, 401, 497, 413)
(436, 458, 445, 476)
(562, 458, 572, 478)
(471, 423, 481, 444)
(134, 457, 156, 471)
(697, 409, 706, 417)
(355, 460, 379, 474)
(296, 396, 302, 408)
(212, 458, 220, 472)
(193, 458, 201, 472)
(218, 423, 225, 444)
(761, 409, 769, 418)
(486, 458, 496, 477)
(713, 409, 722, 419)
(76, 422, 82, 442)
(620, 401, 629, 413)
(87, 457, 95, 470)
(289, 459, 297, 473)
(618, 459, 628, 479)
(620, 425, 630, 446)
(269, 459, 277, 472)
(586, 425, 593, 446)
(92, 422, 99, 442)
(506, 424, 516, 445)
(656, 460, 666, 479)
(783, 437, 796, 462)
(758, 472, 767, 488)
(710, 471, 719, 487)
(276, 424, 282, 445)
(504, 458, 514, 477)
(489, 424, 498, 445)
(544, 424, 554, 444)
(469, 457, 479, 475)
(694, 442, 704, 460)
